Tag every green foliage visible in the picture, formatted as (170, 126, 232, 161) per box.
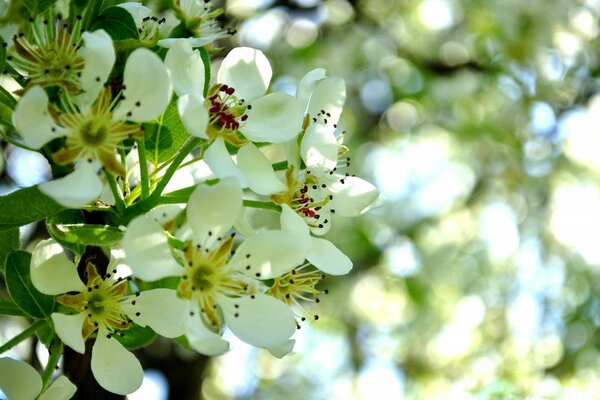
(0, 228, 19, 271)
(0, 85, 17, 110)
(0, 299, 26, 316)
(5, 251, 55, 319)
(115, 324, 157, 350)
(23, 0, 57, 15)
(49, 223, 124, 247)
(90, 6, 139, 41)
(144, 100, 190, 166)
(0, 187, 67, 231)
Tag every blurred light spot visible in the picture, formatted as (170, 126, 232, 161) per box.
(352, 275, 410, 326)
(418, 0, 455, 31)
(562, 99, 600, 172)
(238, 9, 287, 49)
(379, 56, 411, 87)
(553, 30, 582, 58)
(211, 334, 258, 397)
(384, 237, 421, 276)
(6, 145, 51, 187)
(272, 75, 297, 96)
(427, 323, 479, 362)
(534, 335, 563, 368)
(537, 48, 565, 81)
(570, 8, 598, 39)
(550, 181, 600, 265)
(227, 0, 276, 17)
(360, 79, 393, 114)
(129, 370, 168, 400)
(440, 41, 469, 66)
(565, 322, 589, 351)
(367, 145, 409, 201)
(358, 361, 405, 399)
(324, 0, 354, 26)
(479, 203, 519, 261)
(294, 0, 320, 7)
(454, 295, 485, 329)
(507, 292, 540, 342)
(498, 75, 522, 100)
(285, 18, 319, 48)
(385, 101, 418, 133)
(529, 102, 556, 135)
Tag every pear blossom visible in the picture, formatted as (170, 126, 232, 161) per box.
(12, 45, 172, 207)
(165, 40, 305, 145)
(0, 357, 76, 400)
(122, 178, 304, 355)
(29, 239, 188, 395)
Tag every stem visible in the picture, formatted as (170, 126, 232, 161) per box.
(41, 341, 62, 390)
(198, 47, 211, 97)
(149, 137, 201, 202)
(243, 200, 281, 212)
(137, 138, 150, 199)
(105, 172, 126, 215)
(0, 129, 39, 152)
(0, 320, 45, 354)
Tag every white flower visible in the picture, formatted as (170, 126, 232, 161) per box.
(165, 41, 305, 145)
(29, 239, 187, 395)
(122, 177, 305, 355)
(0, 357, 76, 400)
(12, 45, 172, 208)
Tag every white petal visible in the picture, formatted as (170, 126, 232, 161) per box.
(233, 207, 257, 238)
(0, 357, 42, 400)
(185, 305, 229, 356)
(91, 329, 143, 395)
(329, 176, 379, 216)
(296, 68, 326, 109)
(122, 289, 187, 338)
(229, 230, 306, 278)
(178, 94, 208, 139)
(279, 204, 310, 248)
(307, 237, 352, 275)
(308, 208, 332, 236)
(12, 86, 66, 148)
(51, 312, 86, 354)
(164, 39, 204, 97)
(39, 375, 77, 400)
(284, 139, 301, 171)
(39, 162, 103, 208)
(79, 30, 115, 100)
(118, 2, 152, 25)
(217, 47, 271, 101)
(204, 137, 247, 187)
(236, 142, 286, 195)
(268, 339, 295, 359)
(219, 294, 296, 348)
(187, 178, 242, 244)
(31, 239, 85, 295)
(300, 122, 338, 171)
(113, 48, 172, 122)
(307, 77, 346, 125)
(122, 216, 182, 281)
(241, 93, 304, 143)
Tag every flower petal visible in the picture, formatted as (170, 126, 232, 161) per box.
(118, 2, 152, 25)
(268, 339, 295, 359)
(185, 304, 230, 356)
(51, 312, 86, 354)
(219, 294, 296, 348)
(217, 47, 271, 101)
(39, 375, 77, 400)
(236, 142, 286, 195)
(307, 77, 346, 125)
(113, 48, 172, 122)
(279, 204, 310, 248)
(241, 93, 304, 143)
(204, 136, 247, 187)
(296, 68, 326, 107)
(0, 357, 42, 400)
(122, 289, 187, 338)
(122, 216, 182, 281)
(187, 177, 242, 244)
(300, 122, 338, 171)
(307, 237, 352, 275)
(164, 39, 204, 98)
(329, 176, 379, 216)
(178, 94, 208, 139)
(31, 239, 85, 295)
(91, 329, 144, 395)
(12, 85, 67, 148)
(229, 230, 305, 278)
(79, 30, 115, 101)
(39, 162, 103, 208)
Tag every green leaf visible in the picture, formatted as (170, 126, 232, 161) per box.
(0, 85, 17, 110)
(23, 0, 57, 15)
(36, 320, 56, 347)
(46, 210, 85, 255)
(5, 251, 55, 319)
(90, 6, 139, 41)
(0, 299, 26, 316)
(50, 223, 124, 247)
(115, 324, 156, 350)
(144, 100, 189, 166)
(0, 228, 19, 271)
(0, 186, 67, 231)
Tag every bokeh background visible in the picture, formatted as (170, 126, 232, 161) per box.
(2, 0, 600, 398)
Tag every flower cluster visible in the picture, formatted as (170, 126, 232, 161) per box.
(0, 1, 378, 397)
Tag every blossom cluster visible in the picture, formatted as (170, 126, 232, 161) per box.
(0, 0, 378, 397)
